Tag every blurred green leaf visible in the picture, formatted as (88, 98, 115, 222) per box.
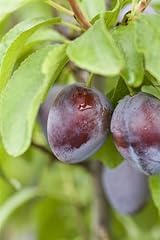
(39, 164, 92, 206)
(0, 44, 68, 157)
(0, 187, 38, 231)
(0, 0, 30, 23)
(150, 176, 160, 212)
(35, 197, 89, 240)
(0, 17, 61, 92)
(16, 1, 53, 20)
(67, 17, 124, 76)
(0, 144, 48, 186)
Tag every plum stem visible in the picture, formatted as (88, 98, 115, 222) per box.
(90, 161, 111, 240)
(86, 73, 94, 88)
(67, 0, 91, 29)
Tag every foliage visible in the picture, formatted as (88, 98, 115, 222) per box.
(0, 0, 160, 239)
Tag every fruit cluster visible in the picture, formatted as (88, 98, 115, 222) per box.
(39, 84, 160, 214)
(39, 84, 160, 175)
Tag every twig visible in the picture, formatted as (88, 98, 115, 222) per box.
(32, 141, 55, 159)
(90, 161, 111, 240)
(60, 21, 82, 32)
(67, 0, 91, 29)
(46, 0, 74, 16)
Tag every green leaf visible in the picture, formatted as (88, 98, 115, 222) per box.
(0, 44, 68, 157)
(20, 28, 67, 60)
(142, 85, 160, 100)
(0, 17, 61, 92)
(0, 0, 30, 23)
(78, 0, 105, 20)
(135, 15, 160, 83)
(150, 176, 160, 212)
(112, 24, 144, 87)
(93, 135, 123, 168)
(26, 28, 67, 46)
(91, 0, 129, 27)
(111, 77, 129, 107)
(16, 1, 53, 20)
(91, 0, 120, 26)
(0, 187, 38, 231)
(67, 17, 124, 76)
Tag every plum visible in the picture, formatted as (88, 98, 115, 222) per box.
(111, 92, 160, 175)
(39, 85, 64, 136)
(118, 3, 155, 23)
(47, 84, 112, 163)
(102, 160, 149, 215)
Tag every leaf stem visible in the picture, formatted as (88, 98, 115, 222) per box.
(46, 0, 74, 16)
(67, 0, 91, 29)
(61, 21, 82, 32)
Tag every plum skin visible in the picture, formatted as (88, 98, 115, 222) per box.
(111, 92, 160, 175)
(102, 160, 149, 215)
(47, 84, 112, 163)
(38, 85, 64, 136)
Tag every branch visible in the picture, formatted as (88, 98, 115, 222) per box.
(90, 161, 111, 240)
(67, 0, 91, 29)
(32, 141, 55, 159)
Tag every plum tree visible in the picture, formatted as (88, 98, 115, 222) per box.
(102, 160, 149, 215)
(111, 92, 160, 175)
(47, 84, 112, 163)
(39, 85, 64, 136)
